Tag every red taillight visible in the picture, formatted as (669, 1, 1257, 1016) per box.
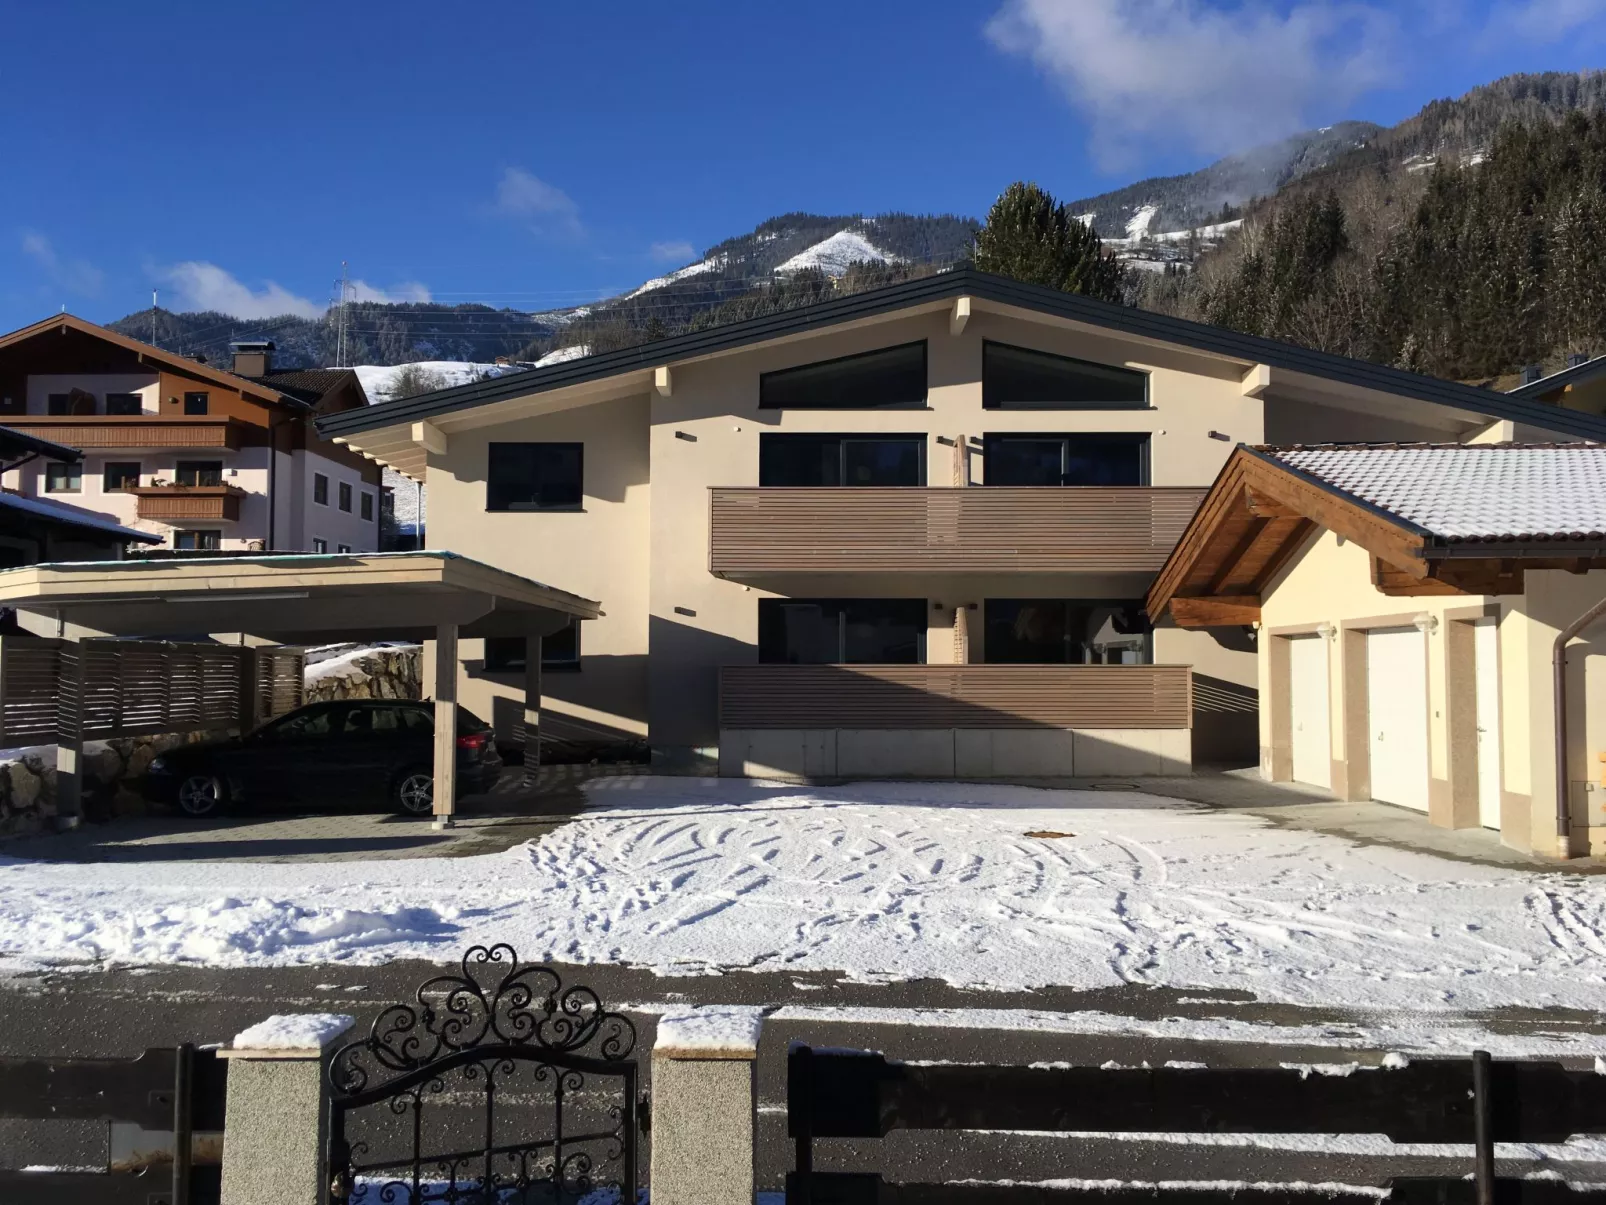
(456, 731, 489, 751)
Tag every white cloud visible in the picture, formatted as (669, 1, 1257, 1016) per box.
(493, 167, 583, 236)
(986, 0, 1400, 169)
(1485, 0, 1606, 41)
(157, 261, 323, 320)
(21, 231, 104, 297)
(649, 240, 696, 263)
(348, 279, 432, 304)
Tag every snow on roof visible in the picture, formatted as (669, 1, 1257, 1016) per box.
(774, 230, 899, 276)
(0, 492, 161, 543)
(1267, 443, 1606, 542)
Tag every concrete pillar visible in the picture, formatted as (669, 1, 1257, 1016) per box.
(650, 1007, 764, 1205)
(523, 633, 542, 782)
(218, 1013, 354, 1205)
(55, 640, 87, 830)
(433, 622, 458, 829)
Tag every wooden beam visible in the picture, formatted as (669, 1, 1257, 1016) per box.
(1244, 489, 1301, 520)
(1373, 556, 1473, 596)
(1241, 458, 1428, 577)
(411, 420, 447, 456)
(1204, 514, 1269, 593)
(950, 296, 972, 335)
(1248, 518, 1314, 593)
(654, 366, 673, 397)
(1241, 363, 1272, 398)
(1171, 595, 1261, 627)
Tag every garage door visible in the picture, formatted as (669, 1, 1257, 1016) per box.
(1288, 635, 1330, 788)
(1366, 626, 1429, 812)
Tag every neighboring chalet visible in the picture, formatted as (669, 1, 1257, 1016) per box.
(316, 269, 1606, 780)
(0, 424, 158, 565)
(0, 317, 382, 554)
(1149, 443, 1606, 859)
(1508, 354, 1606, 416)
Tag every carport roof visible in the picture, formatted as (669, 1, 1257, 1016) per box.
(0, 550, 600, 644)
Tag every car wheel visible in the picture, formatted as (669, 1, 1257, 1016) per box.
(176, 772, 227, 818)
(393, 768, 434, 816)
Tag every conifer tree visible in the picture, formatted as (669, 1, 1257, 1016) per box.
(974, 182, 1125, 303)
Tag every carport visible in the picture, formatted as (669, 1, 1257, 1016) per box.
(0, 551, 599, 828)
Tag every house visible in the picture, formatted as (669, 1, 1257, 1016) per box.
(0, 425, 159, 565)
(315, 268, 1606, 779)
(1507, 353, 1606, 416)
(1147, 442, 1606, 858)
(0, 316, 383, 554)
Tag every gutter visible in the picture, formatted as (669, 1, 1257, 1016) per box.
(1552, 594, 1606, 858)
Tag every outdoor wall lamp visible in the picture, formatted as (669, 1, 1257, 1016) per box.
(1413, 613, 1439, 635)
(1315, 621, 1337, 641)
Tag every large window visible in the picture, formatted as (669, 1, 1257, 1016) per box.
(44, 461, 81, 493)
(983, 433, 1148, 486)
(759, 434, 925, 487)
(176, 460, 223, 487)
(487, 442, 583, 512)
(759, 342, 926, 410)
(106, 393, 142, 416)
(483, 623, 581, 673)
(175, 530, 222, 550)
(984, 599, 1152, 665)
(983, 341, 1148, 409)
(103, 461, 141, 492)
(758, 598, 926, 664)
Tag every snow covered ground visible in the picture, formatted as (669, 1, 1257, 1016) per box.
(0, 778, 1603, 1023)
(774, 230, 900, 275)
(354, 361, 523, 403)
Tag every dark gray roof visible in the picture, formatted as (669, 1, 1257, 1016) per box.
(0, 425, 84, 464)
(316, 268, 1606, 442)
(0, 492, 161, 543)
(1506, 354, 1606, 401)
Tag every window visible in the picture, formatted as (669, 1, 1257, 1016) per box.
(483, 623, 582, 673)
(313, 473, 329, 505)
(47, 393, 71, 415)
(312, 538, 328, 553)
(360, 492, 374, 521)
(175, 460, 223, 487)
(338, 481, 353, 512)
(983, 341, 1148, 409)
(347, 705, 429, 734)
(758, 598, 926, 664)
(183, 392, 209, 415)
(759, 434, 925, 487)
(174, 530, 222, 550)
(984, 599, 1152, 665)
(263, 704, 343, 741)
(44, 461, 81, 493)
(983, 434, 1148, 486)
(103, 461, 141, 492)
(337, 543, 352, 553)
(487, 442, 583, 512)
(106, 393, 142, 416)
(759, 342, 927, 409)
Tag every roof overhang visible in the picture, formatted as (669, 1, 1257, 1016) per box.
(0, 550, 599, 644)
(1147, 447, 1606, 626)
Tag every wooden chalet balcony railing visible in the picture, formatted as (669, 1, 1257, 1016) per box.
(708, 487, 1207, 575)
(719, 663, 1193, 730)
(128, 484, 245, 521)
(1, 416, 244, 450)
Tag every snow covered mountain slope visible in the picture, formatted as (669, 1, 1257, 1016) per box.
(774, 229, 902, 275)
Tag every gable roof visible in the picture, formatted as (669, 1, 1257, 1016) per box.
(317, 268, 1606, 444)
(254, 367, 367, 408)
(0, 314, 303, 410)
(0, 425, 82, 464)
(1506, 354, 1606, 401)
(0, 491, 162, 544)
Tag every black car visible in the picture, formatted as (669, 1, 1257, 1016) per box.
(143, 699, 503, 818)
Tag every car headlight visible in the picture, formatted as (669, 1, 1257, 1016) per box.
(148, 756, 167, 773)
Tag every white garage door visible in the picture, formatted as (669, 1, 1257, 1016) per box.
(1288, 635, 1331, 789)
(1366, 626, 1429, 812)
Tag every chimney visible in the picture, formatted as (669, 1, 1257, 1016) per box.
(230, 338, 275, 377)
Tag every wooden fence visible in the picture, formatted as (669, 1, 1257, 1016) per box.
(0, 638, 304, 746)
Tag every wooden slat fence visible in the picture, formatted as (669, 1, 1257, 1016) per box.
(720, 664, 1193, 730)
(0, 638, 305, 745)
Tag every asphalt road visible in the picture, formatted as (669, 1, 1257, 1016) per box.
(3, 959, 1604, 1193)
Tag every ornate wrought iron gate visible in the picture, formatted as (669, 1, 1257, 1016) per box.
(328, 945, 640, 1204)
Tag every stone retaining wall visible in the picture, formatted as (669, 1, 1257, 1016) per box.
(304, 643, 422, 703)
(0, 731, 223, 834)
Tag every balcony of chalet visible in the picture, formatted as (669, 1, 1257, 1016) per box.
(128, 483, 245, 522)
(0, 415, 244, 451)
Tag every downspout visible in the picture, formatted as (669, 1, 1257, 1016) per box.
(1553, 593, 1606, 858)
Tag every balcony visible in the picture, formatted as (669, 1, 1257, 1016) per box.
(127, 484, 245, 522)
(719, 663, 1193, 729)
(708, 487, 1206, 576)
(1, 416, 243, 451)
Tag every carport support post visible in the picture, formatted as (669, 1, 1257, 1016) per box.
(524, 633, 542, 781)
(55, 640, 87, 830)
(433, 622, 459, 829)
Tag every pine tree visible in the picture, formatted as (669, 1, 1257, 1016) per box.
(974, 182, 1126, 303)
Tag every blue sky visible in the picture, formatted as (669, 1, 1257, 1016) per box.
(2, 0, 1604, 334)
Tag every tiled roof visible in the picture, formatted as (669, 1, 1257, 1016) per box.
(257, 368, 365, 406)
(1263, 443, 1606, 543)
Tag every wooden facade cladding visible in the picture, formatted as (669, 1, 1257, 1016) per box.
(129, 484, 244, 522)
(2, 416, 244, 450)
(709, 487, 1207, 575)
(719, 664, 1193, 730)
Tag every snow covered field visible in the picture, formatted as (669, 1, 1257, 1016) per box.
(0, 779, 1603, 1020)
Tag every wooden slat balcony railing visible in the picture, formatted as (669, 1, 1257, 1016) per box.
(1, 416, 243, 450)
(709, 487, 1207, 575)
(719, 663, 1193, 730)
(128, 484, 245, 521)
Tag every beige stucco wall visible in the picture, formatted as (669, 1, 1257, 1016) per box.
(1258, 528, 1606, 856)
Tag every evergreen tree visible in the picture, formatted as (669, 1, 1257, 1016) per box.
(974, 182, 1126, 302)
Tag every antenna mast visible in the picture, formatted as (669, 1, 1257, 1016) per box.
(335, 261, 350, 368)
(151, 290, 157, 347)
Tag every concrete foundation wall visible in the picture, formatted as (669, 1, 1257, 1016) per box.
(719, 727, 1190, 779)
